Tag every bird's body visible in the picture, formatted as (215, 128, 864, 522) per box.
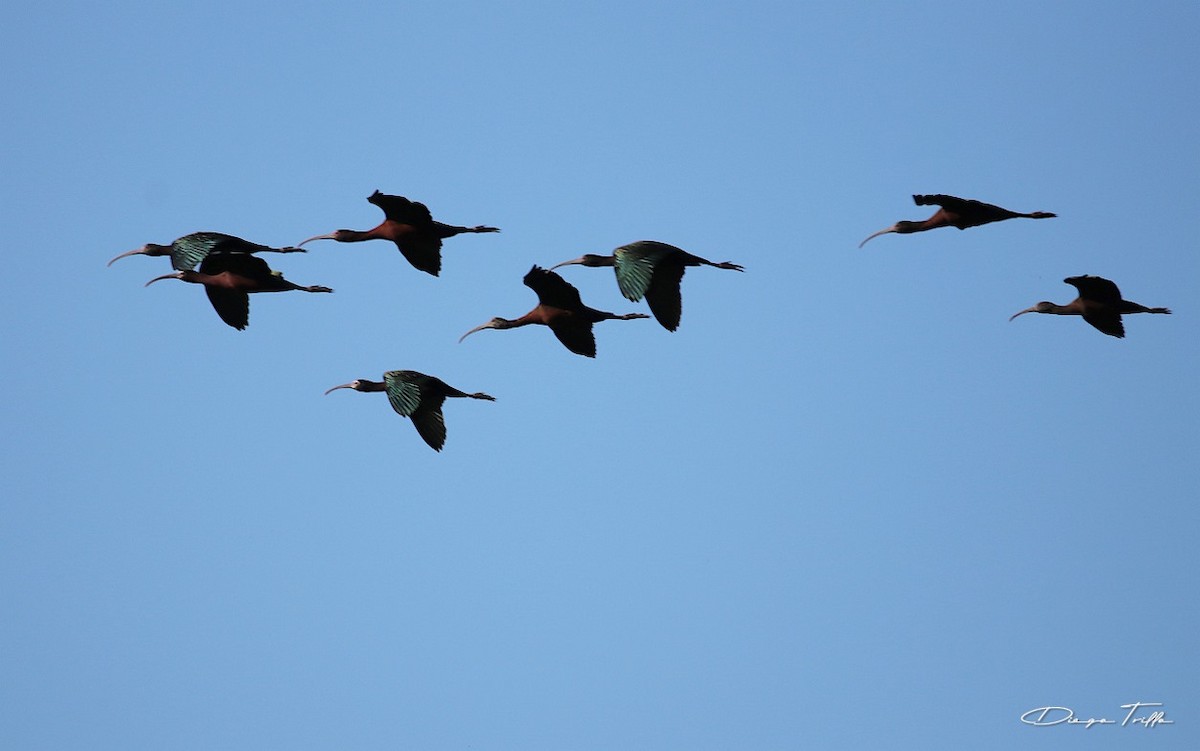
(144, 252, 332, 330)
(859, 194, 1056, 247)
(297, 191, 499, 276)
(324, 370, 494, 451)
(459, 266, 649, 357)
(107, 231, 304, 270)
(1010, 275, 1171, 338)
(550, 240, 744, 331)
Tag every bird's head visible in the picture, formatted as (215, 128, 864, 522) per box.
(107, 242, 171, 266)
(1009, 302, 1055, 320)
(858, 221, 929, 248)
(324, 380, 366, 395)
(550, 254, 613, 270)
(459, 318, 506, 342)
(143, 271, 186, 287)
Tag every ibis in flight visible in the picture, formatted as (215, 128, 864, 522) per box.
(297, 191, 499, 276)
(144, 252, 332, 330)
(459, 266, 649, 357)
(550, 240, 744, 331)
(1009, 275, 1171, 338)
(324, 370, 495, 451)
(108, 231, 304, 270)
(859, 194, 1056, 248)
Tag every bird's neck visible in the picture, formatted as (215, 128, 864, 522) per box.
(335, 227, 386, 243)
(497, 315, 538, 329)
(1046, 303, 1079, 315)
(359, 380, 388, 392)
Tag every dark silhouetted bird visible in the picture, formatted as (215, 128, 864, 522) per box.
(107, 231, 304, 270)
(550, 240, 743, 331)
(297, 191, 499, 276)
(859, 194, 1056, 247)
(459, 266, 649, 357)
(1009, 275, 1171, 338)
(324, 370, 495, 451)
(144, 252, 332, 330)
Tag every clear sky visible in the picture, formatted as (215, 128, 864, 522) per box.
(2, 2, 1197, 749)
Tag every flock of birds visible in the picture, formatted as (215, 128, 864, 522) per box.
(108, 191, 1171, 450)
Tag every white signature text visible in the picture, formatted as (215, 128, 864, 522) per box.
(1021, 702, 1173, 729)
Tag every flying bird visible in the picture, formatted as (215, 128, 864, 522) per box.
(324, 370, 495, 451)
(1009, 275, 1171, 338)
(144, 252, 332, 330)
(107, 231, 304, 270)
(459, 266, 649, 357)
(297, 191, 500, 276)
(550, 240, 743, 331)
(859, 194, 1056, 248)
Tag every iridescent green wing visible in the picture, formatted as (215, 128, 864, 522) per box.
(385, 370, 450, 450)
(383, 370, 426, 417)
(171, 232, 270, 271)
(612, 241, 683, 302)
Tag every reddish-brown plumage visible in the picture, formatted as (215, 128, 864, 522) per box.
(458, 266, 649, 357)
(297, 191, 499, 276)
(143, 253, 332, 330)
(859, 194, 1056, 247)
(1009, 275, 1171, 338)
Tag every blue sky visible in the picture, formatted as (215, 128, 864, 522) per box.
(2, 2, 1197, 749)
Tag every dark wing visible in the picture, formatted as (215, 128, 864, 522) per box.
(913, 194, 1013, 226)
(196, 253, 272, 329)
(912, 194, 994, 212)
(548, 318, 597, 357)
(643, 260, 686, 331)
(203, 287, 250, 330)
(523, 266, 585, 310)
(392, 234, 443, 276)
(1081, 311, 1125, 338)
(367, 191, 435, 226)
(199, 251, 275, 280)
(409, 404, 448, 451)
(612, 241, 683, 302)
(1065, 275, 1122, 305)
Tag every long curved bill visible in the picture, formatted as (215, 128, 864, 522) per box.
(1008, 306, 1038, 321)
(458, 322, 495, 343)
(323, 383, 355, 395)
(107, 247, 148, 267)
(858, 226, 897, 249)
(297, 233, 337, 248)
(549, 256, 587, 271)
(144, 272, 183, 287)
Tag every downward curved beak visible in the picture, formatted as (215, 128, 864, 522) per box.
(107, 248, 146, 267)
(297, 233, 336, 248)
(458, 322, 494, 343)
(324, 383, 354, 395)
(549, 256, 586, 271)
(1009, 307, 1038, 322)
(858, 226, 897, 249)
(144, 272, 182, 287)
